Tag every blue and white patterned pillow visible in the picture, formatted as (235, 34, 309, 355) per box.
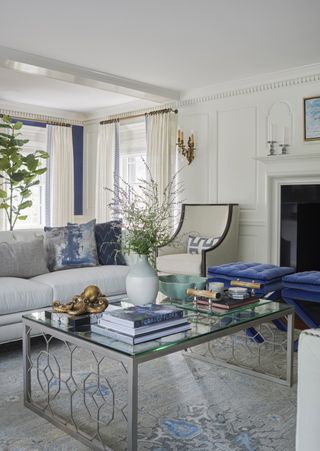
(187, 235, 219, 255)
(45, 219, 98, 271)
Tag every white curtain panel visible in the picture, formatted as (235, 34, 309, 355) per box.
(95, 122, 116, 222)
(49, 125, 74, 227)
(0, 115, 8, 230)
(145, 110, 178, 205)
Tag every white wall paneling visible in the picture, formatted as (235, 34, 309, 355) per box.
(217, 106, 257, 209)
(177, 113, 210, 203)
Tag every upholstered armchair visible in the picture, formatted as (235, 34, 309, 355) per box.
(157, 203, 240, 277)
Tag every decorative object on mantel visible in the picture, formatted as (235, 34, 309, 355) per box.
(176, 129, 195, 164)
(267, 102, 292, 156)
(52, 285, 109, 315)
(267, 140, 277, 156)
(267, 124, 290, 155)
(304, 96, 320, 141)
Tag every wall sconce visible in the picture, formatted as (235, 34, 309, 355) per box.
(177, 129, 195, 164)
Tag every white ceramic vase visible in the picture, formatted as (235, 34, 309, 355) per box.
(126, 255, 159, 305)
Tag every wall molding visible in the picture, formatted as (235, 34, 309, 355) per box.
(0, 107, 85, 126)
(180, 72, 320, 108)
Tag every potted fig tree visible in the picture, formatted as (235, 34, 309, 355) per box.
(0, 115, 49, 230)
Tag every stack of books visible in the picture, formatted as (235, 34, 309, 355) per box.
(91, 304, 191, 345)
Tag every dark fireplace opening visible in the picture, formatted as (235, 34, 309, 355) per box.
(280, 184, 320, 271)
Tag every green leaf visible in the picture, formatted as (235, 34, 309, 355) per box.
(0, 202, 9, 209)
(0, 123, 11, 129)
(13, 122, 23, 130)
(26, 180, 40, 188)
(14, 138, 29, 146)
(35, 150, 49, 159)
(24, 155, 38, 171)
(0, 189, 7, 198)
(11, 172, 25, 182)
(34, 167, 47, 175)
(1, 115, 11, 124)
(19, 200, 32, 210)
(0, 157, 10, 170)
(18, 215, 28, 221)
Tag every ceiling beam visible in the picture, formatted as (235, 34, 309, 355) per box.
(0, 45, 180, 104)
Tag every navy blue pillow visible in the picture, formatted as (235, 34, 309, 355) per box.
(95, 220, 126, 265)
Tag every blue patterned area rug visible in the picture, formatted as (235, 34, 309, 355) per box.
(0, 335, 297, 451)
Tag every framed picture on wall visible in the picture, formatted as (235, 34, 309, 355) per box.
(304, 96, 320, 141)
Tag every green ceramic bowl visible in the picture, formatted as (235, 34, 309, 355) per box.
(159, 274, 207, 300)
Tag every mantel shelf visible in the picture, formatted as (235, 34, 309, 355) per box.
(254, 153, 320, 163)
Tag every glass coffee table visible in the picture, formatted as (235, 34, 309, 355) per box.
(22, 299, 294, 451)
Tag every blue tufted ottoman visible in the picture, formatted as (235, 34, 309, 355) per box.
(208, 262, 294, 338)
(282, 271, 320, 328)
(208, 262, 294, 298)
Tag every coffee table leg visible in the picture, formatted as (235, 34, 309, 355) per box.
(22, 323, 31, 404)
(286, 311, 295, 386)
(127, 360, 138, 451)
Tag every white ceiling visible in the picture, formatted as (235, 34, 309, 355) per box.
(0, 67, 143, 113)
(0, 0, 320, 113)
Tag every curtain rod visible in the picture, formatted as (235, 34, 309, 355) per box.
(100, 108, 178, 125)
(0, 113, 73, 127)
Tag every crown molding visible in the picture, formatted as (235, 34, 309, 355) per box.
(180, 63, 320, 107)
(0, 99, 85, 125)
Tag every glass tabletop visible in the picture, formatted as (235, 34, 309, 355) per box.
(23, 300, 293, 358)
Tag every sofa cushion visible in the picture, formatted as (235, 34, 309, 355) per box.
(0, 238, 48, 278)
(157, 253, 202, 276)
(32, 265, 130, 302)
(0, 277, 53, 315)
(95, 220, 125, 265)
(45, 219, 98, 271)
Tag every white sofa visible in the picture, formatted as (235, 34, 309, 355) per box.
(0, 229, 129, 344)
(296, 329, 320, 451)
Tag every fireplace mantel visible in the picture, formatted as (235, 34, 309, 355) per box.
(254, 153, 320, 180)
(254, 153, 320, 264)
(255, 153, 320, 163)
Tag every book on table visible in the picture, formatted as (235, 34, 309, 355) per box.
(102, 304, 184, 328)
(91, 322, 191, 344)
(98, 316, 189, 336)
(195, 295, 260, 311)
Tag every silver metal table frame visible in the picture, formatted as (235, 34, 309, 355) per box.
(22, 306, 294, 451)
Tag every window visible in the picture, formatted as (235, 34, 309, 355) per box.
(15, 124, 48, 229)
(119, 120, 147, 192)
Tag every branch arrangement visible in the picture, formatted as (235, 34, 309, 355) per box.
(106, 159, 184, 266)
